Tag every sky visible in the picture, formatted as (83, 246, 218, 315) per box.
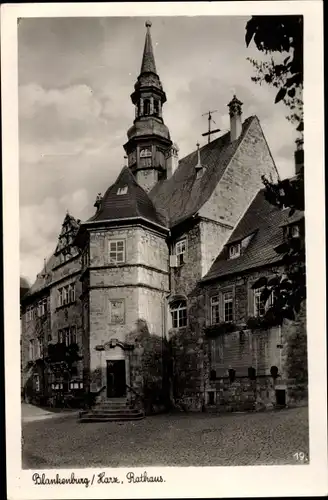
(19, 16, 298, 285)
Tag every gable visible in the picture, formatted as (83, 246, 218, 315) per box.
(199, 116, 279, 227)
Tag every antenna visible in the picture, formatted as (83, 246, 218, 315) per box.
(202, 110, 221, 144)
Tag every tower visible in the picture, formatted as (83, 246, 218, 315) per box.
(124, 21, 172, 192)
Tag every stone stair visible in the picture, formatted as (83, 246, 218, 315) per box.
(79, 398, 144, 423)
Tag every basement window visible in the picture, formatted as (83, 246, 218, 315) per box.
(117, 186, 128, 195)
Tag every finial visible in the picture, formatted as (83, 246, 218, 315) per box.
(94, 193, 102, 209)
(145, 20, 152, 28)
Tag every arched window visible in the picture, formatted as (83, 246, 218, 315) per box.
(153, 100, 159, 116)
(170, 299, 187, 328)
(144, 99, 150, 116)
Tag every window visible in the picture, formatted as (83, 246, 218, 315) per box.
(35, 337, 43, 359)
(37, 298, 47, 317)
(29, 339, 34, 360)
(223, 291, 234, 322)
(117, 186, 128, 195)
(34, 374, 40, 392)
(109, 240, 125, 264)
(229, 243, 241, 259)
(58, 288, 63, 307)
(175, 238, 187, 266)
(290, 224, 300, 238)
(58, 326, 77, 345)
(26, 305, 34, 322)
(58, 283, 76, 307)
(109, 300, 125, 324)
(170, 300, 187, 328)
(153, 100, 159, 116)
(210, 296, 220, 325)
(144, 99, 150, 115)
(254, 288, 274, 317)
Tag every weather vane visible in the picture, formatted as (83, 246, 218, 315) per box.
(202, 110, 221, 144)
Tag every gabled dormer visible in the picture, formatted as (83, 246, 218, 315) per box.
(227, 232, 255, 260)
(280, 213, 304, 242)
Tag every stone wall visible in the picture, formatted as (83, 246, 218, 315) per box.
(171, 222, 202, 297)
(206, 375, 307, 412)
(200, 219, 233, 278)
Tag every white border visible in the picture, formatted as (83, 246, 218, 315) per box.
(2, 2, 327, 499)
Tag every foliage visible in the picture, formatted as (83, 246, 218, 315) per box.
(46, 342, 83, 381)
(246, 311, 282, 331)
(245, 15, 303, 136)
(251, 227, 306, 321)
(204, 322, 236, 338)
(246, 15, 306, 319)
(286, 320, 308, 383)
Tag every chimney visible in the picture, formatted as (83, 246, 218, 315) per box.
(165, 143, 179, 178)
(228, 95, 243, 142)
(294, 138, 304, 175)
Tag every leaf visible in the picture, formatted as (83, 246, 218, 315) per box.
(260, 287, 272, 304)
(251, 277, 268, 290)
(268, 276, 281, 287)
(288, 88, 296, 98)
(275, 87, 287, 103)
(284, 56, 291, 64)
(296, 121, 304, 132)
(245, 18, 257, 47)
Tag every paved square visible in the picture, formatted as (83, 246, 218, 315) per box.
(22, 406, 309, 468)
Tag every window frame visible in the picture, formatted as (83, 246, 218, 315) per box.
(223, 290, 234, 323)
(34, 374, 40, 392)
(117, 186, 128, 195)
(170, 299, 188, 329)
(29, 339, 35, 361)
(108, 239, 126, 265)
(290, 224, 300, 238)
(26, 305, 34, 322)
(253, 287, 274, 317)
(229, 243, 241, 259)
(109, 299, 125, 325)
(175, 238, 187, 266)
(210, 295, 220, 325)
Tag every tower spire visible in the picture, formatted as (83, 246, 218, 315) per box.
(140, 20, 157, 75)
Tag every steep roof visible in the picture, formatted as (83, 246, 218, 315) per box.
(87, 166, 167, 229)
(140, 21, 157, 75)
(202, 189, 304, 282)
(149, 116, 255, 227)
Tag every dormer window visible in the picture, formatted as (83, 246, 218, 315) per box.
(290, 224, 300, 238)
(117, 186, 128, 195)
(229, 243, 240, 259)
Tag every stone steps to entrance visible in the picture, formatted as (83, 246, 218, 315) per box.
(79, 414, 145, 423)
(79, 398, 144, 423)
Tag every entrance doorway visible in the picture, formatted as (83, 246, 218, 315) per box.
(106, 360, 126, 398)
(275, 389, 286, 406)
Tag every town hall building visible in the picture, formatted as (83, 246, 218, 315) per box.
(21, 21, 306, 416)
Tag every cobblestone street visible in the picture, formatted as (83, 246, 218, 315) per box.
(22, 406, 309, 468)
